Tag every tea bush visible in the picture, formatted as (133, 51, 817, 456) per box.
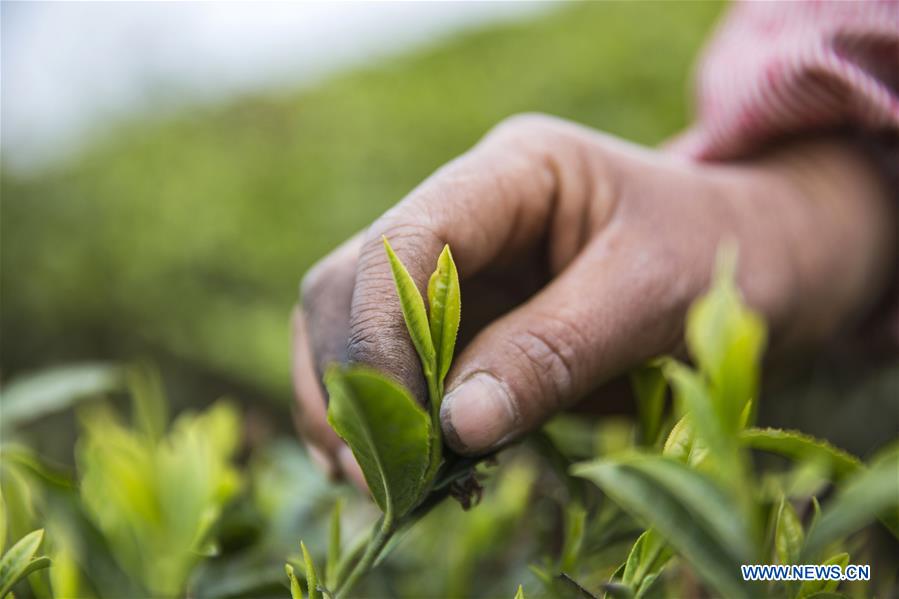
(1, 246, 896, 598)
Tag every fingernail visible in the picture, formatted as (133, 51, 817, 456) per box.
(440, 372, 519, 454)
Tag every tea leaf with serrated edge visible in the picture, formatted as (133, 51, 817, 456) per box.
(685, 247, 766, 437)
(301, 541, 322, 599)
(775, 497, 803, 565)
(663, 362, 735, 478)
(285, 564, 303, 599)
(427, 244, 461, 400)
(573, 455, 753, 599)
(802, 444, 899, 560)
(0, 529, 49, 598)
(797, 553, 849, 598)
(326, 500, 342, 590)
(630, 364, 666, 446)
(559, 502, 585, 573)
(741, 429, 861, 483)
(382, 237, 436, 385)
(622, 529, 671, 590)
(325, 366, 431, 521)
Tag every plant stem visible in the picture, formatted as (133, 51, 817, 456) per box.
(331, 530, 369, 592)
(335, 516, 395, 599)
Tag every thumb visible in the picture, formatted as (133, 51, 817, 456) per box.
(440, 232, 686, 455)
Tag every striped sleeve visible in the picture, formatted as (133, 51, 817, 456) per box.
(673, 0, 899, 161)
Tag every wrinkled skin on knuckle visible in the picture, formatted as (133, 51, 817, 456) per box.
(502, 318, 582, 421)
(345, 225, 432, 402)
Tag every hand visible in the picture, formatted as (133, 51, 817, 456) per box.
(292, 114, 894, 485)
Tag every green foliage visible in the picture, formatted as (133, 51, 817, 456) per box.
(325, 366, 432, 523)
(1, 3, 722, 401)
(0, 363, 123, 433)
(801, 444, 899, 560)
(629, 364, 666, 447)
(571, 250, 897, 599)
(77, 395, 241, 596)
(382, 237, 437, 394)
(427, 244, 462, 401)
(796, 553, 849, 598)
(685, 248, 766, 431)
(285, 564, 303, 599)
(741, 428, 862, 483)
(2, 6, 896, 594)
(319, 242, 472, 597)
(326, 500, 342, 590)
(574, 455, 753, 599)
(301, 541, 323, 599)
(0, 529, 51, 598)
(621, 530, 670, 597)
(774, 498, 803, 566)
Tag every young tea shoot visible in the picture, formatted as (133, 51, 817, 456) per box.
(293, 237, 463, 598)
(567, 248, 899, 599)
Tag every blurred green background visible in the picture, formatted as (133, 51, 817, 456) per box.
(4, 0, 897, 465)
(2, 1, 723, 405)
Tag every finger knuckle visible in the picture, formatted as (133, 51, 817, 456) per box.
(489, 112, 559, 142)
(507, 321, 580, 408)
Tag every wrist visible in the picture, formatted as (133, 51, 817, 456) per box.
(735, 137, 896, 348)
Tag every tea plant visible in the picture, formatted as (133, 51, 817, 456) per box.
(77, 393, 242, 596)
(287, 238, 470, 598)
(0, 527, 50, 598)
(287, 243, 899, 599)
(551, 250, 898, 598)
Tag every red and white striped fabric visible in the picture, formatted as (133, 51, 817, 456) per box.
(675, 0, 899, 161)
(675, 0, 899, 344)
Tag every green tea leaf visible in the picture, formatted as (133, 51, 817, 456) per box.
(77, 399, 241, 597)
(4, 556, 52, 598)
(0, 529, 46, 598)
(49, 540, 82, 599)
(602, 580, 635, 598)
(127, 362, 169, 443)
(301, 541, 322, 599)
(573, 455, 753, 599)
(796, 553, 848, 598)
(741, 429, 861, 483)
(559, 502, 585, 573)
(663, 362, 735, 478)
(326, 500, 342, 590)
(630, 364, 666, 446)
(427, 244, 461, 399)
(326, 366, 431, 521)
(685, 247, 766, 436)
(802, 445, 899, 560)
(808, 497, 822, 536)
(383, 237, 437, 383)
(622, 529, 671, 590)
(285, 564, 303, 599)
(0, 492, 6, 556)
(775, 497, 803, 565)
(0, 362, 122, 432)
(662, 415, 692, 462)
(635, 572, 665, 599)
